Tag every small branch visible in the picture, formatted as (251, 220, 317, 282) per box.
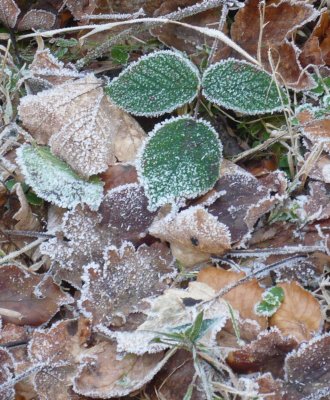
(226, 245, 326, 258)
(2, 230, 55, 239)
(0, 237, 47, 265)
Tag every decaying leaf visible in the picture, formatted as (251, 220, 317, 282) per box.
(150, 206, 231, 256)
(0, 265, 72, 326)
(0, 347, 14, 400)
(197, 266, 267, 330)
(73, 341, 167, 398)
(29, 318, 92, 399)
(226, 327, 298, 377)
(270, 281, 322, 342)
(205, 162, 287, 245)
(79, 242, 175, 328)
(301, 10, 330, 67)
(41, 184, 156, 288)
(283, 333, 330, 399)
(29, 49, 82, 88)
(17, 9, 56, 31)
(12, 183, 39, 231)
(147, 349, 206, 400)
(298, 112, 330, 154)
(296, 181, 330, 223)
(256, 373, 284, 400)
(0, 0, 20, 28)
(18, 74, 146, 177)
(230, 0, 317, 90)
(100, 163, 138, 191)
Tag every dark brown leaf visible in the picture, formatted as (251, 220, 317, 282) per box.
(0, 0, 20, 28)
(0, 265, 72, 326)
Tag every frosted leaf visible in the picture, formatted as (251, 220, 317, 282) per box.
(0, 347, 14, 400)
(29, 318, 92, 399)
(227, 327, 298, 377)
(73, 342, 166, 398)
(29, 48, 82, 87)
(112, 281, 229, 355)
(18, 74, 146, 177)
(269, 282, 322, 343)
(202, 59, 287, 115)
(99, 183, 156, 242)
(17, 9, 56, 31)
(79, 242, 175, 328)
(0, 264, 72, 326)
(206, 163, 287, 245)
(41, 184, 155, 288)
(283, 333, 330, 400)
(16, 145, 104, 210)
(138, 116, 222, 210)
(149, 205, 231, 256)
(0, 0, 20, 28)
(105, 50, 200, 116)
(255, 286, 285, 317)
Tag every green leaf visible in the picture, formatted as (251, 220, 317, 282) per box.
(16, 145, 103, 210)
(105, 50, 200, 116)
(185, 311, 204, 342)
(138, 116, 222, 210)
(255, 286, 285, 317)
(111, 45, 130, 64)
(202, 58, 287, 115)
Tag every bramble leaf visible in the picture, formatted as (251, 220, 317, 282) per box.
(255, 286, 285, 317)
(16, 145, 103, 209)
(137, 116, 222, 210)
(202, 59, 287, 115)
(105, 50, 200, 116)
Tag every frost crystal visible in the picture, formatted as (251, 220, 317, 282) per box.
(16, 145, 103, 210)
(137, 116, 222, 210)
(105, 50, 200, 116)
(202, 58, 288, 115)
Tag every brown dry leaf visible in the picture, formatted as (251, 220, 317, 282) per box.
(0, 347, 14, 400)
(147, 349, 206, 400)
(270, 281, 322, 342)
(0, 323, 27, 346)
(0, 0, 20, 28)
(18, 74, 146, 177)
(12, 183, 39, 231)
(204, 162, 287, 245)
(150, 205, 231, 256)
(73, 341, 166, 398)
(79, 241, 175, 328)
(309, 153, 330, 183)
(0, 265, 72, 326)
(100, 163, 138, 191)
(152, 1, 230, 63)
(41, 184, 156, 288)
(298, 181, 330, 222)
(300, 117, 330, 153)
(283, 333, 330, 400)
(29, 318, 92, 400)
(17, 9, 56, 31)
(197, 266, 267, 329)
(301, 11, 330, 67)
(230, 0, 317, 90)
(28, 48, 82, 88)
(256, 373, 284, 400)
(65, 0, 97, 21)
(226, 327, 298, 378)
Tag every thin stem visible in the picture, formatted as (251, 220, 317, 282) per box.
(0, 237, 47, 265)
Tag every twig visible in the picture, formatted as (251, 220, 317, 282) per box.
(2, 230, 55, 239)
(0, 237, 47, 265)
(226, 245, 326, 258)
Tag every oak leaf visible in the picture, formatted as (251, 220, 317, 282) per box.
(41, 184, 156, 288)
(79, 242, 175, 328)
(269, 281, 322, 342)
